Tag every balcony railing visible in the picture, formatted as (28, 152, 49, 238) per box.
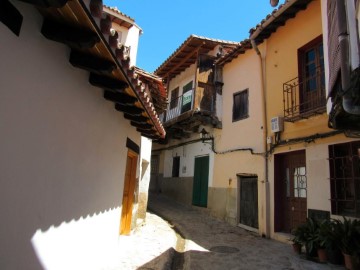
(283, 67, 326, 122)
(160, 89, 194, 123)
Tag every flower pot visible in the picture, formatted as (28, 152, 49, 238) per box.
(292, 243, 302, 254)
(317, 248, 327, 263)
(326, 247, 343, 265)
(343, 253, 360, 270)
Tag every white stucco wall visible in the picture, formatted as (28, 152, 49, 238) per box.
(111, 23, 141, 67)
(163, 141, 214, 186)
(0, 2, 141, 269)
(168, 63, 196, 96)
(218, 49, 264, 154)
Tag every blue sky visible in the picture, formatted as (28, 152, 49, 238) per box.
(104, 0, 282, 72)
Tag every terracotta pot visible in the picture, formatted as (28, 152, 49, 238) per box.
(343, 253, 360, 270)
(326, 247, 343, 265)
(292, 243, 302, 254)
(317, 248, 327, 263)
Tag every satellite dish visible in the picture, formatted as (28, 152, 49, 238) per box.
(270, 0, 279, 7)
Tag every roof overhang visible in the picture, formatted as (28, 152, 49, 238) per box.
(155, 35, 238, 82)
(11, 0, 165, 139)
(249, 0, 313, 44)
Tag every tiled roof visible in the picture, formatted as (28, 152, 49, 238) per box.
(31, 0, 166, 139)
(215, 39, 253, 66)
(103, 5, 143, 33)
(249, 0, 313, 43)
(155, 34, 239, 81)
(103, 5, 135, 22)
(90, 2, 165, 138)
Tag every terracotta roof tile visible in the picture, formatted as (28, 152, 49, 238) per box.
(86, 0, 166, 138)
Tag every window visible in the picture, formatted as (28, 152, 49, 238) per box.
(170, 87, 179, 109)
(181, 81, 193, 113)
(232, 89, 249, 122)
(329, 141, 360, 217)
(172, 156, 180, 177)
(298, 36, 325, 112)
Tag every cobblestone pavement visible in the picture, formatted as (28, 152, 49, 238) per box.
(117, 212, 176, 270)
(147, 193, 345, 270)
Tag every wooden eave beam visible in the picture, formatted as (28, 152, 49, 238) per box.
(123, 113, 148, 123)
(0, 0, 23, 36)
(41, 19, 100, 50)
(115, 104, 144, 116)
(70, 50, 116, 75)
(159, 49, 198, 78)
(89, 73, 128, 92)
(103, 90, 137, 105)
(130, 121, 153, 130)
(17, 0, 67, 8)
(137, 128, 157, 135)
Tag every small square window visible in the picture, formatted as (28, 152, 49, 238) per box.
(233, 89, 249, 122)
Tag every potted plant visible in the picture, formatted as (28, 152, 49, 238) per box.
(291, 224, 306, 254)
(315, 219, 331, 263)
(338, 217, 360, 270)
(303, 218, 319, 259)
(324, 219, 344, 265)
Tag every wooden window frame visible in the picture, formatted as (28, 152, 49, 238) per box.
(232, 89, 249, 122)
(170, 87, 179, 109)
(297, 35, 325, 111)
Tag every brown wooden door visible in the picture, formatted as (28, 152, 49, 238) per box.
(120, 150, 138, 235)
(275, 150, 307, 233)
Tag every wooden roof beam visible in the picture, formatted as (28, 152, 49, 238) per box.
(103, 90, 137, 105)
(89, 73, 128, 92)
(161, 49, 198, 78)
(18, 0, 67, 8)
(123, 113, 148, 123)
(70, 50, 116, 75)
(115, 104, 144, 116)
(41, 19, 100, 50)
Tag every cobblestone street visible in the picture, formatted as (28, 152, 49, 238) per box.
(123, 193, 346, 270)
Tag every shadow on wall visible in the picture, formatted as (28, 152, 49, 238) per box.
(0, 157, 124, 269)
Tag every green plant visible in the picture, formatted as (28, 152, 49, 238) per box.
(316, 219, 332, 249)
(303, 217, 320, 256)
(291, 223, 307, 246)
(338, 217, 360, 256)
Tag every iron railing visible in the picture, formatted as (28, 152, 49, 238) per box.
(283, 67, 326, 122)
(160, 89, 195, 123)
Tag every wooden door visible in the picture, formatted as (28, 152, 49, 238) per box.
(192, 156, 209, 207)
(120, 150, 138, 235)
(239, 177, 258, 229)
(283, 151, 307, 233)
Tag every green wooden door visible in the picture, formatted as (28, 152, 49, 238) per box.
(192, 156, 209, 207)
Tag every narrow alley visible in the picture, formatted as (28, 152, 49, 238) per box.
(131, 194, 344, 270)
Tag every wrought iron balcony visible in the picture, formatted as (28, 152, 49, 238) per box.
(160, 89, 194, 123)
(283, 67, 326, 122)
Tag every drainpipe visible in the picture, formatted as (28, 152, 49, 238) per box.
(250, 39, 270, 238)
(336, 0, 360, 115)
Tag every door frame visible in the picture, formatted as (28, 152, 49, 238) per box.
(274, 150, 307, 233)
(237, 174, 259, 232)
(120, 149, 138, 235)
(192, 155, 209, 207)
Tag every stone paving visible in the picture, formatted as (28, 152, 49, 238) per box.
(146, 193, 345, 270)
(117, 212, 176, 270)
